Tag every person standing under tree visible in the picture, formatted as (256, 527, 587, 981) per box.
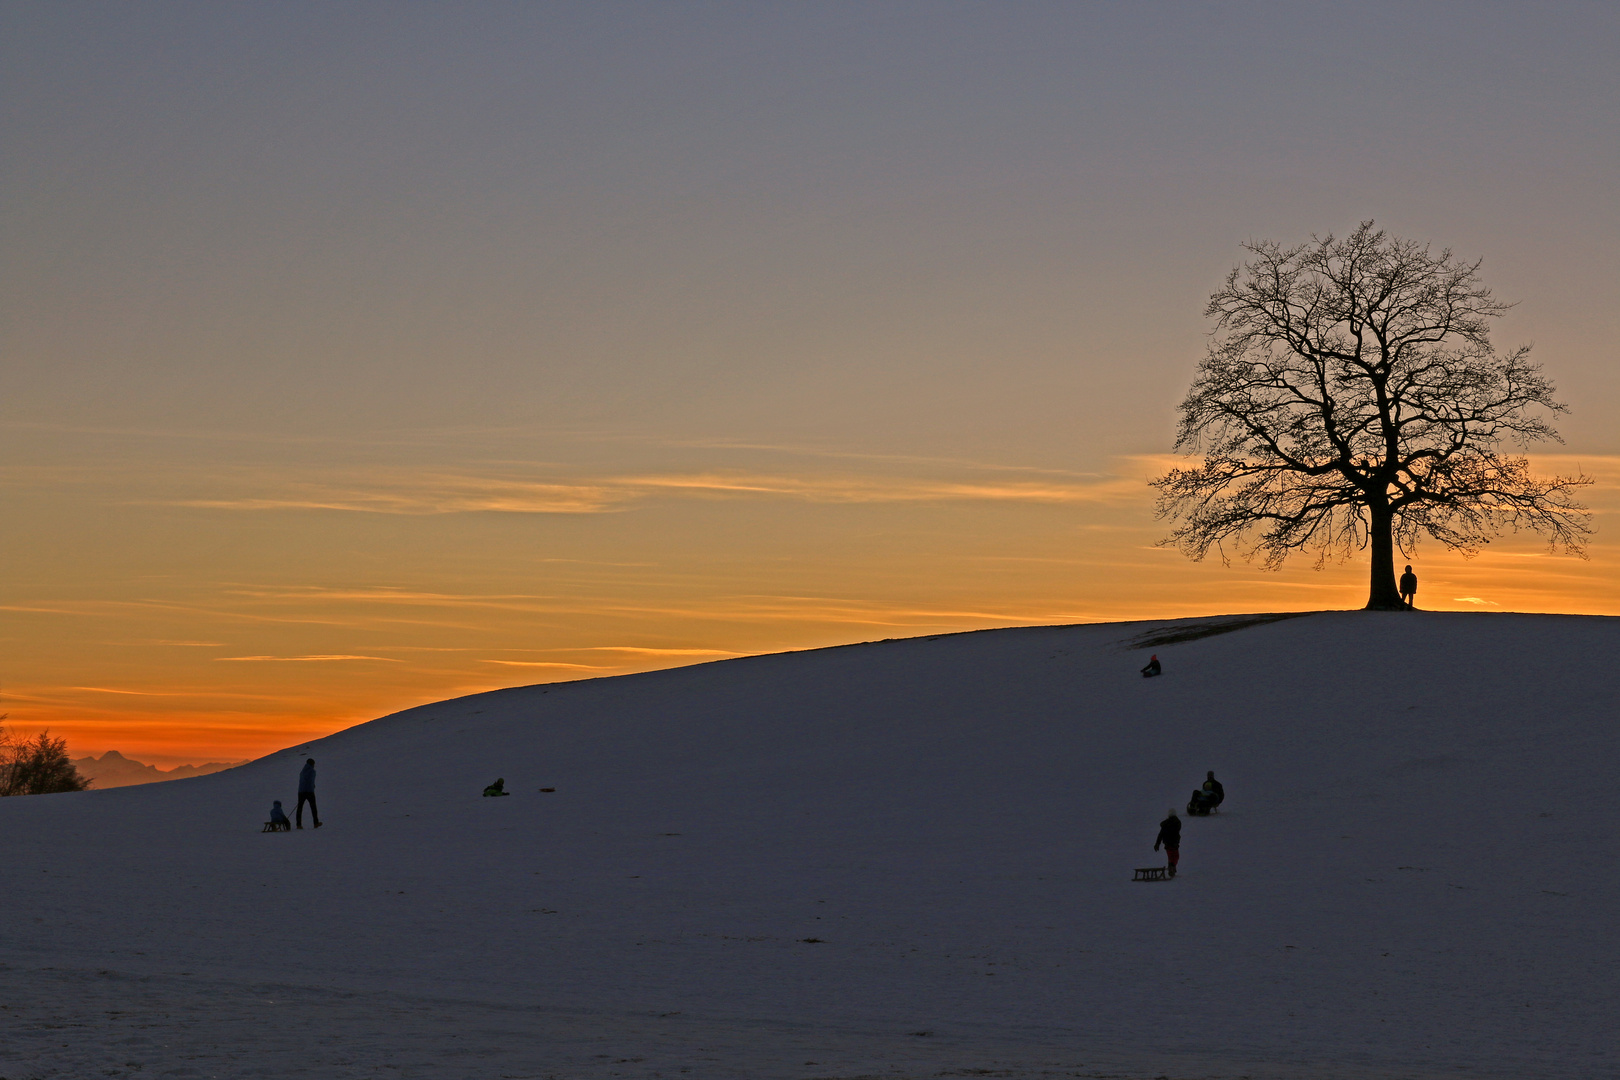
(296, 757, 321, 829)
(1154, 808, 1181, 878)
(1399, 565, 1418, 609)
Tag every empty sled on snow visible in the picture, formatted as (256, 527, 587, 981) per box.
(1133, 866, 1169, 881)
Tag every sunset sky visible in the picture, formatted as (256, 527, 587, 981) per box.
(5, 2, 1618, 765)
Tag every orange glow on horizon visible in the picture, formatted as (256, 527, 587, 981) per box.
(9, 472, 1617, 768)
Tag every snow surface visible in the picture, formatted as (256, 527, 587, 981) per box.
(2, 611, 1616, 1079)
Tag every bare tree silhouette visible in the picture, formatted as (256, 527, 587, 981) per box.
(1154, 222, 1591, 610)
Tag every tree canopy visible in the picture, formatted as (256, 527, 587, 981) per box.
(1153, 222, 1591, 609)
(0, 726, 92, 796)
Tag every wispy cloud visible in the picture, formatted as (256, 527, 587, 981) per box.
(10, 685, 302, 705)
(213, 654, 403, 663)
(480, 660, 615, 670)
(0, 418, 477, 450)
(172, 475, 619, 515)
(208, 584, 1088, 628)
(99, 640, 229, 648)
(131, 458, 1153, 517)
(641, 438, 1126, 477)
(575, 646, 744, 657)
(220, 586, 563, 612)
(618, 472, 1142, 504)
(0, 597, 375, 628)
(476, 647, 747, 669)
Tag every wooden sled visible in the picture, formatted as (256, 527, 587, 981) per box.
(1133, 866, 1168, 881)
(262, 821, 291, 833)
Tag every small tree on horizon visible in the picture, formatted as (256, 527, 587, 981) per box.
(1153, 221, 1592, 610)
(0, 724, 93, 796)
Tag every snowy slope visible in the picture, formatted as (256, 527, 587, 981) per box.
(2, 611, 1616, 1079)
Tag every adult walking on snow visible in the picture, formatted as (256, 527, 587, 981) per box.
(1154, 808, 1181, 878)
(1399, 565, 1418, 609)
(296, 757, 321, 829)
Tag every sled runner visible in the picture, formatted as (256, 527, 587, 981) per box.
(262, 821, 291, 833)
(1133, 866, 1169, 881)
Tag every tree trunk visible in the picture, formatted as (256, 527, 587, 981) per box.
(1365, 503, 1404, 610)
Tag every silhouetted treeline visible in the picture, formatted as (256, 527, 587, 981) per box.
(0, 724, 92, 796)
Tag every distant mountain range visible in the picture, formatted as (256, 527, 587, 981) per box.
(72, 750, 244, 789)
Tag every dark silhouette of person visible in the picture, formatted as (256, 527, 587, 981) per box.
(1154, 808, 1181, 877)
(1399, 565, 1418, 609)
(269, 800, 291, 829)
(1203, 771, 1224, 810)
(1140, 654, 1162, 678)
(482, 778, 509, 797)
(296, 757, 321, 829)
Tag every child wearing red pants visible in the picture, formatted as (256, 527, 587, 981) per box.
(1154, 808, 1181, 877)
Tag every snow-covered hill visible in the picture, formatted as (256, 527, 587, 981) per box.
(3, 611, 1615, 1079)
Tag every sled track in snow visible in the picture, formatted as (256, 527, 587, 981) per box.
(1123, 610, 1318, 650)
